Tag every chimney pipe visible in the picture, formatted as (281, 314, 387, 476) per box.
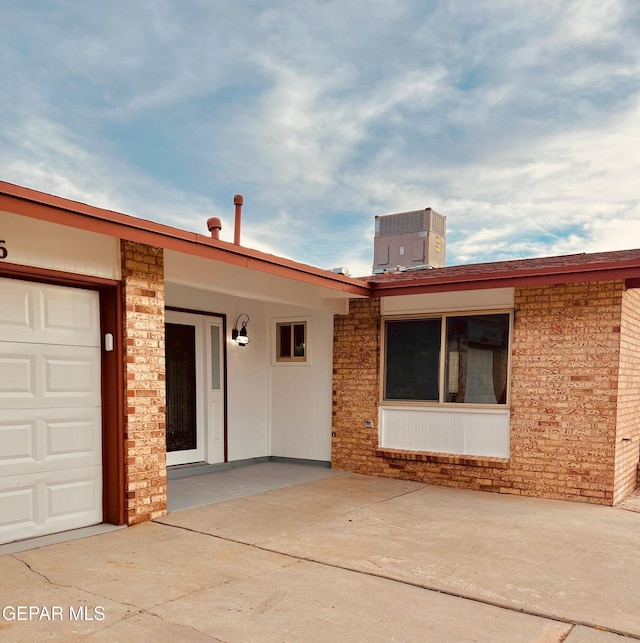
(207, 217, 222, 240)
(233, 194, 243, 245)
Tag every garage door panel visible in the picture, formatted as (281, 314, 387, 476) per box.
(41, 289, 100, 344)
(0, 287, 33, 332)
(0, 485, 35, 530)
(0, 409, 102, 477)
(0, 355, 35, 400)
(47, 474, 101, 519)
(0, 468, 102, 543)
(44, 354, 99, 400)
(0, 420, 35, 463)
(0, 278, 100, 346)
(48, 417, 101, 459)
(0, 343, 100, 408)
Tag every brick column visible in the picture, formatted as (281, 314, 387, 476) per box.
(332, 298, 383, 474)
(121, 240, 167, 524)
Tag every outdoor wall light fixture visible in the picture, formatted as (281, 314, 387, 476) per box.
(232, 313, 250, 346)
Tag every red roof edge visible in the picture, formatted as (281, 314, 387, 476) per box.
(368, 254, 640, 297)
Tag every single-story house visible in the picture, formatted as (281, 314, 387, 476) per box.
(1, 180, 639, 545)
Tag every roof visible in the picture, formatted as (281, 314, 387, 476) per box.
(0, 181, 370, 298)
(3, 180, 639, 299)
(365, 249, 640, 296)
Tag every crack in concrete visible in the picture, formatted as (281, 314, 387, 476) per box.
(15, 557, 55, 585)
(13, 554, 146, 618)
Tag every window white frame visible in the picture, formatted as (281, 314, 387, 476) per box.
(380, 309, 513, 407)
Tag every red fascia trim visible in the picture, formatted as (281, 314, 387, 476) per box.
(370, 263, 640, 297)
(0, 183, 371, 298)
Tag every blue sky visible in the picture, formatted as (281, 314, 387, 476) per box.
(1, 1, 639, 277)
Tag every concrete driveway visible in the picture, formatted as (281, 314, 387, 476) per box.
(1, 472, 638, 642)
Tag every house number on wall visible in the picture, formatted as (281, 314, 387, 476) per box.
(0, 240, 7, 259)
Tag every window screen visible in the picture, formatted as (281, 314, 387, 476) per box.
(384, 318, 441, 401)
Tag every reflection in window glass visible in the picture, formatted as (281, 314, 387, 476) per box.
(293, 324, 305, 357)
(383, 313, 510, 405)
(445, 314, 509, 404)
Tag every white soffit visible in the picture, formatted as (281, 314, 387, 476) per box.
(164, 250, 350, 314)
(381, 287, 515, 315)
(1, 211, 120, 280)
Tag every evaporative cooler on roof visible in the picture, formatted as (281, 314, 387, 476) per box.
(373, 207, 446, 273)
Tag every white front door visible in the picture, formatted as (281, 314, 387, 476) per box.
(165, 311, 225, 466)
(0, 278, 103, 544)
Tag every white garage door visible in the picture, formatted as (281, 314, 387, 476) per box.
(0, 277, 103, 544)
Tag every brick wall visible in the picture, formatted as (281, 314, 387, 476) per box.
(332, 281, 631, 506)
(509, 281, 622, 504)
(613, 287, 640, 503)
(121, 240, 167, 524)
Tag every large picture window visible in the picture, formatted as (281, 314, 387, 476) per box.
(383, 312, 510, 405)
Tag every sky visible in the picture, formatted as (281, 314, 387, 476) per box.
(1, 1, 639, 278)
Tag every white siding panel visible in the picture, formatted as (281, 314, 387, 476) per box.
(1, 211, 119, 280)
(380, 406, 510, 458)
(269, 308, 333, 461)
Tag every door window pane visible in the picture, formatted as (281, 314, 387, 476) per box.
(165, 323, 197, 451)
(210, 325, 220, 390)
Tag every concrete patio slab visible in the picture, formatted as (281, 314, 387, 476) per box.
(2, 468, 639, 641)
(158, 473, 423, 543)
(565, 626, 628, 642)
(167, 460, 348, 512)
(258, 483, 640, 636)
(11, 521, 293, 611)
(153, 557, 571, 643)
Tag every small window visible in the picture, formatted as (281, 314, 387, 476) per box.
(276, 322, 307, 362)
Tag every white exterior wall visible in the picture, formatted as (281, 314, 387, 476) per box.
(1, 211, 120, 279)
(164, 285, 335, 464)
(268, 305, 334, 462)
